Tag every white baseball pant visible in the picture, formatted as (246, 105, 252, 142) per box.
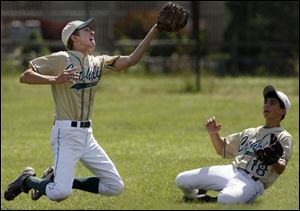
(45, 120, 124, 201)
(176, 164, 265, 204)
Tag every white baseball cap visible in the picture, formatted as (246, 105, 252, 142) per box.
(61, 18, 96, 49)
(263, 85, 291, 113)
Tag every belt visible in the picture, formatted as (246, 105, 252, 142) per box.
(239, 168, 259, 181)
(71, 121, 91, 128)
(54, 120, 91, 128)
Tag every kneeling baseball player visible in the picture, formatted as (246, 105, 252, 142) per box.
(4, 3, 189, 202)
(176, 85, 293, 204)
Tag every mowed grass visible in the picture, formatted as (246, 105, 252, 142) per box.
(1, 72, 299, 210)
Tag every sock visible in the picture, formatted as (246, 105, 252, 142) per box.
(72, 177, 100, 193)
(25, 176, 49, 195)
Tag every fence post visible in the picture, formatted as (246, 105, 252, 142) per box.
(232, 34, 239, 74)
(191, 1, 200, 92)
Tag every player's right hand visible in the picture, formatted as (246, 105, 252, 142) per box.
(56, 67, 79, 84)
(205, 117, 221, 135)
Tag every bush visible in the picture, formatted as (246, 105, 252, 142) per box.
(20, 31, 50, 68)
(113, 9, 192, 57)
(224, 1, 299, 76)
(1, 57, 21, 75)
(113, 9, 199, 74)
(114, 9, 156, 40)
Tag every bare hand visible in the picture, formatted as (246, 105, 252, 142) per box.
(205, 117, 221, 135)
(55, 67, 79, 84)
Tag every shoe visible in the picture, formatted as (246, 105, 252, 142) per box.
(196, 194, 218, 203)
(4, 167, 36, 201)
(31, 166, 54, 201)
(183, 193, 217, 203)
(197, 189, 207, 195)
(182, 189, 208, 202)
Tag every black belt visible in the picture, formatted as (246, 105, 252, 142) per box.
(71, 121, 91, 128)
(239, 168, 259, 181)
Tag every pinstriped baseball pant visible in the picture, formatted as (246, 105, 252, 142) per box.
(45, 121, 124, 201)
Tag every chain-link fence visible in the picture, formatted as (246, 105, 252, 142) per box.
(1, 1, 299, 76)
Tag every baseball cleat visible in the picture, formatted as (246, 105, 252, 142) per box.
(197, 189, 207, 195)
(183, 190, 217, 203)
(31, 166, 55, 201)
(183, 194, 217, 203)
(4, 167, 36, 201)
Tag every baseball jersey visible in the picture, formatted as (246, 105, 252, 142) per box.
(222, 126, 293, 189)
(29, 50, 120, 121)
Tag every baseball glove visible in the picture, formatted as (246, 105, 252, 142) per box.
(254, 133, 284, 165)
(156, 2, 189, 32)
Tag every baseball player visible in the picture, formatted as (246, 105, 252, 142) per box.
(4, 18, 159, 202)
(175, 85, 293, 204)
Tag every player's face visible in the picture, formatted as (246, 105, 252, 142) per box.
(74, 26, 96, 52)
(263, 98, 285, 121)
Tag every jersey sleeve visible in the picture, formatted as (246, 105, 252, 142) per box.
(101, 55, 120, 72)
(29, 51, 69, 76)
(278, 131, 293, 163)
(222, 132, 242, 159)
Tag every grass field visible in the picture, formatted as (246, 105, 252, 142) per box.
(1, 72, 299, 210)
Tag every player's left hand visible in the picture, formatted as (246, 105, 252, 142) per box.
(156, 2, 189, 32)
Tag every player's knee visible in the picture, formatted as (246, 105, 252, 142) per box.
(175, 172, 188, 188)
(99, 180, 124, 196)
(114, 181, 125, 195)
(47, 188, 72, 202)
(218, 192, 239, 204)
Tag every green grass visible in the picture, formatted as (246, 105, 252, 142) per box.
(1, 72, 299, 210)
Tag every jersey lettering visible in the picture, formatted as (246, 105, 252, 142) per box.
(70, 65, 101, 91)
(78, 65, 101, 81)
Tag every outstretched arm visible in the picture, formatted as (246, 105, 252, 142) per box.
(112, 24, 158, 71)
(205, 117, 224, 155)
(20, 67, 79, 84)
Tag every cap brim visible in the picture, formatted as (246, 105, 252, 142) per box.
(77, 18, 96, 30)
(263, 85, 277, 98)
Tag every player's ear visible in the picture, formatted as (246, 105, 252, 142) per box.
(71, 34, 80, 42)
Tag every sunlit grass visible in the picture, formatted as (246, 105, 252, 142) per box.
(1, 73, 299, 210)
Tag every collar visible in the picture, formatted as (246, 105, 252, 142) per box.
(68, 50, 89, 61)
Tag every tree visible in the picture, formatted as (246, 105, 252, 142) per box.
(224, 1, 299, 76)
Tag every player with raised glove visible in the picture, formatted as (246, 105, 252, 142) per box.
(4, 16, 160, 202)
(254, 133, 284, 165)
(156, 2, 189, 32)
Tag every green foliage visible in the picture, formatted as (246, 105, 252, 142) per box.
(113, 9, 205, 74)
(1, 57, 21, 74)
(1, 74, 299, 210)
(203, 52, 232, 76)
(113, 9, 192, 57)
(0, 31, 49, 75)
(20, 31, 50, 68)
(224, 1, 299, 76)
(114, 9, 156, 40)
